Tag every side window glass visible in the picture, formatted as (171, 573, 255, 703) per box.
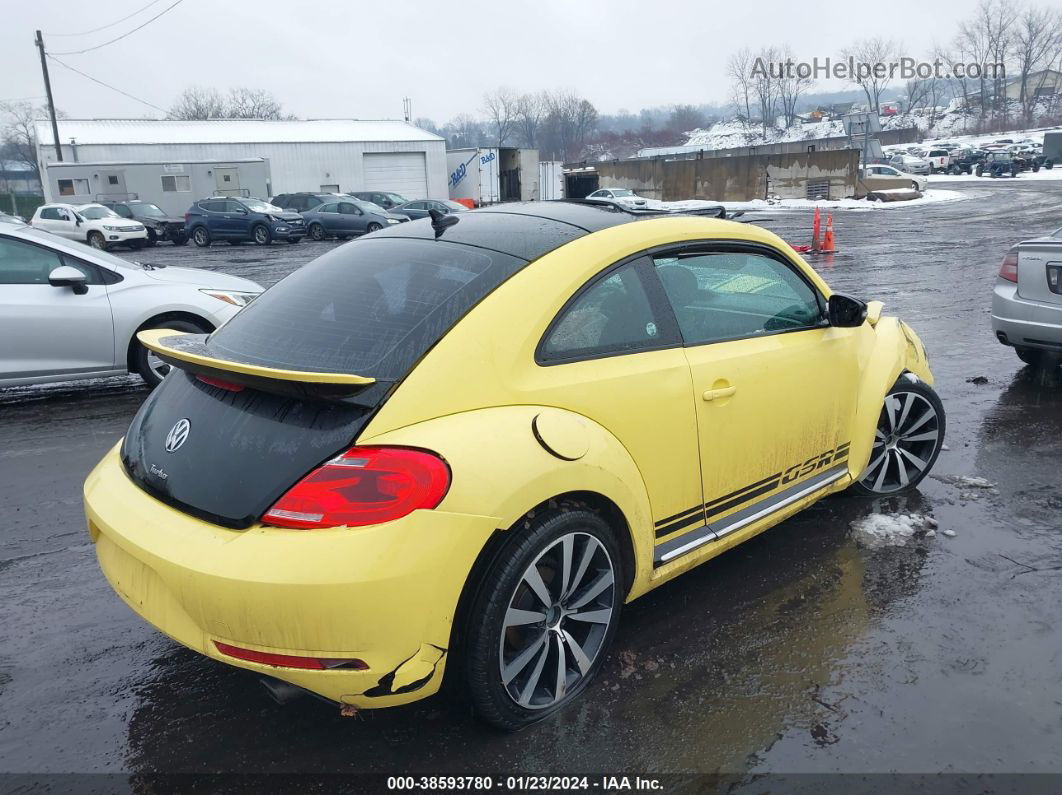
(59, 254, 104, 285)
(653, 251, 824, 345)
(540, 260, 665, 361)
(0, 237, 65, 285)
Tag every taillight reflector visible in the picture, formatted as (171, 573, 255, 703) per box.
(262, 446, 450, 529)
(999, 250, 1019, 282)
(214, 641, 368, 670)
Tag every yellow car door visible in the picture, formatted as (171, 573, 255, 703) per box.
(533, 254, 705, 544)
(648, 245, 861, 566)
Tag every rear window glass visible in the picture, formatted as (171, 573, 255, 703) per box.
(206, 238, 526, 380)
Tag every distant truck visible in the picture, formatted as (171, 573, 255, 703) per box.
(447, 147, 540, 206)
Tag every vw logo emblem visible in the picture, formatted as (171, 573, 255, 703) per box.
(165, 418, 191, 453)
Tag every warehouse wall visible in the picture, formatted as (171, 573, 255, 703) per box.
(593, 149, 859, 201)
(38, 140, 449, 200)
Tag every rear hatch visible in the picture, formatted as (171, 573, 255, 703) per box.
(121, 234, 529, 528)
(1016, 238, 1062, 306)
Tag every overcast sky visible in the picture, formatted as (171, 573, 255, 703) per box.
(4, 0, 967, 123)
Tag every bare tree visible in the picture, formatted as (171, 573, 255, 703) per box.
(751, 45, 781, 136)
(413, 117, 440, 135)
(841, 37, 900, 114)
(169, 86, 291, 120)
(728, 48, 754, 121)
(540, 91, 598, 161)
(0, 101, 66, 178)
(445, 114, 485, 149)
(980, 0, 1017, 116)
(667, 104, 707, 137)
(168, 86, 226, 120)
(776, 46, 813, 127)
(225, 88, 290, 120)
(482, 87, 518, 146)
(1013, 5, 1062, 124)
(514, 91, 547, 148)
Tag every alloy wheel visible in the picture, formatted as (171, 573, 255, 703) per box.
(859, 390, 941, 494)
(145, 351, 170, 381)
(499, 532, 616, 710)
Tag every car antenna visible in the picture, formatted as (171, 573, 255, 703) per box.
(428, 208, 459, 238)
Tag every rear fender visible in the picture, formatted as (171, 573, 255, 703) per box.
(850, 316, 934, 477)
(357, 405, 655, 596)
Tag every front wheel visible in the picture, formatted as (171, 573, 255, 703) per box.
(911, 181, 920, 190)
(464, 508, 623, 730)
(87, 231, 106, 250)
(134, 318, 211, 388)
(850, 378, 945, 496)
(366, 222, 382, 234)
(252, 224, 272, 245)
(145, 230, 158, 247)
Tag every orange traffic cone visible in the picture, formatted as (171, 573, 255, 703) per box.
(811, 207, 822, 252)
(820, 213, 837, 253)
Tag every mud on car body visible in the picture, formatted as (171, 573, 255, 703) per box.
(84, 201, 945, 729)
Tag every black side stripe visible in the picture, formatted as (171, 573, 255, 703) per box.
(654, 510, 706, 539)
(704, 471, 782, 511)
(706, 478, 781, 519)
(654, 504, 703, 528)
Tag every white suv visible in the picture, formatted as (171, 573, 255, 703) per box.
(0, 225, 262, 388)
(31, 202, 148, 250)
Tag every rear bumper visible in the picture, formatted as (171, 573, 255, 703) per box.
(991, 281, 1062, 349)
(84, 445, 499, 708)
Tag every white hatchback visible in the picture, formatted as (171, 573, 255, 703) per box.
(0, 225, 262, 388)
(31, 202, 148, 250)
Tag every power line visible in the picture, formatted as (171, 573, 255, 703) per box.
(49, 0, 185, 55)
(46, 55, 168, 114)
(46, 0, 166, 37)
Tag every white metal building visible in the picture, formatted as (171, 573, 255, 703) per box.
(34, 119, 448, 200)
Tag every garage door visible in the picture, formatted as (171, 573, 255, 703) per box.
(362, 152, 428, 199)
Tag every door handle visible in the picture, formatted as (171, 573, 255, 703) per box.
(702, 385, 737, 401)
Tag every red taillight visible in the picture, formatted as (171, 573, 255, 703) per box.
(999, 250, 1019, 282)
(214, 641, 368, 670)
(183, 212, 190, 222)
(196, 374, 244, 392)
(262, 446, 450, 529)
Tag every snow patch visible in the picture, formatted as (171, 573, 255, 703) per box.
(852, 513, 934, 548)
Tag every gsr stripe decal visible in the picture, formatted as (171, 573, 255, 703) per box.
(653, 441, 851, 543)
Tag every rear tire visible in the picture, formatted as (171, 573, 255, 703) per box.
(309, 222, 325, 241)
(133, 318, 211, 388)
(192, 227, 211, 247)
(464, 507, 623, 731)
(849, 378, 945, 496)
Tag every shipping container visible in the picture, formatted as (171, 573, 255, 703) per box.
(539, 161, 565, 200)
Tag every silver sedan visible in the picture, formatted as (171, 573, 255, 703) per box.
(0, 225, 262, 388)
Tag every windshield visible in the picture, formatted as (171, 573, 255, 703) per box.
(383, 193, 408, 204)
(442, 200, 468, 211)
(242, 199, 283, 213)
(133, 203, 166, 217)
(78, 205, 119, 220)
(610, 189, 634, 197)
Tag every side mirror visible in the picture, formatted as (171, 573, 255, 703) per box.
(49, 265, 89, 295)
(828, 294, 868, 327)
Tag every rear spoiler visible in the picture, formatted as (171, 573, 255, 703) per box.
(137, 329, 379, 400)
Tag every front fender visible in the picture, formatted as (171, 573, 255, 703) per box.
(358, 405, 656, 598)
(850, 316, 935, 477)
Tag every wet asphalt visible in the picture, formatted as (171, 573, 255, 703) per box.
(1, 183, 1061, 787)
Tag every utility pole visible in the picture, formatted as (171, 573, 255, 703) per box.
(35, 30, 63, 162)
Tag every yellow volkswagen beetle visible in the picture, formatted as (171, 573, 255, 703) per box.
(83, 201, 944, 729)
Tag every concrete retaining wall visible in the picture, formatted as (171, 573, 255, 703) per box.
(592, 149, 860, 202)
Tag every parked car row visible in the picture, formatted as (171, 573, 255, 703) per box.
(270, 191, 469, 240)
